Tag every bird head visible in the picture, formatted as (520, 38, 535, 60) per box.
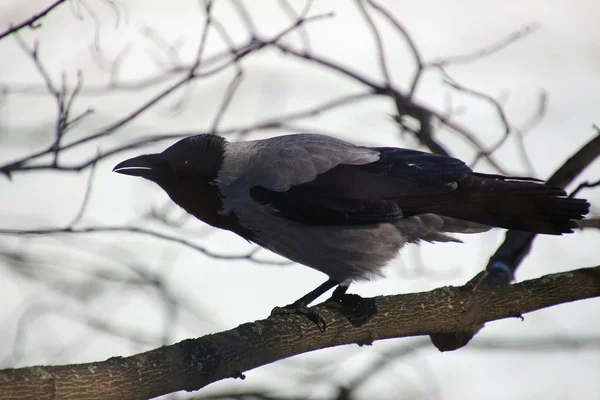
(113, 134, 227, 185)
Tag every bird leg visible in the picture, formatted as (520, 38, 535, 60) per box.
(270, 279, 377, 330)
(322, 283, 378, 329)
(329, 284, 349, 302)
(270, 278, 341, 331)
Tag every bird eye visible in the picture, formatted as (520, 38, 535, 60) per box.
(174, 160, 189, 170)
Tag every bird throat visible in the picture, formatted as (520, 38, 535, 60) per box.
(159, 180, 256, 242)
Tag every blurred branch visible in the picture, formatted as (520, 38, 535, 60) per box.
(6, 302, 160, 366)
(66, 154, 98, 227)
(547, 133, 600, 189)
(431, 131, 600, 351)
(579, 218, 600, 229)
(278, 0, 315, 51)
(571, 178, 600, 198)
(0, 4, 535, 179)
(428, 23, 540, 67)
(0, 244, 218, 366)
(0, 226, 290, 265)
(13, 35, 93, 168)
(273, 41, 511, 173)
(443, 73, 511, 168)
(0, 7, 333, 178)
(1, 265, 598, 399)
(441, 74, 546, 173)
(513, 91, 547, 175)
(0, 0, 67, 41)
(366, 0, 423, 97)
(0, 90, 373, 174)
(356, 0, 392, 86)
(2, 1, 597, 388)
(339, 334, 600, 398)
(487, 130, 599, 280)
(210, 69, 244, 133)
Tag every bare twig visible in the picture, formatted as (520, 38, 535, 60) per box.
(230, 0, 257, 36)
(13, 35, 93, 168)
(0, 10, 333, 178)
(367, 0, 424, 97)
(0, 226, 290, 265)
(431, 131, 600, 351)
(66, 154, 99, 228)
(513, 91, 547, 175)
(278, 0, 315, 51)
(570, 178, 600, 198)
(0, 0, 67, 40)
(341, 335, 600, 397)
(210, 70, 244, 132)
(252, 92, 374, 129)
(274, 42, 511, 172)
(139, 25, 184, 67)
(443, 73, 512, 168)
(191, 1, 215, 72)
(356, 0, 392, 86)
(546, 132, 600, 188)
(1, 91, 373, 175)
(422, 107, 509, 173)
(7, 302, 160, 366)
(429, 23, 540, 67)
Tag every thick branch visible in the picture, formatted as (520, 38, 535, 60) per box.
(1, 266, 598, 400)
(430, 132, 600, 351)
(485, 131, 600, 285)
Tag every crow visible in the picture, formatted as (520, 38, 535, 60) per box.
(114, 133, 589, 314)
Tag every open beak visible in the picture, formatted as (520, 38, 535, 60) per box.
(113, 154, 163, 178)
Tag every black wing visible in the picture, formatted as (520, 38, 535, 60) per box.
(249, 146, 589, 234)
(249, 147, 470, 225)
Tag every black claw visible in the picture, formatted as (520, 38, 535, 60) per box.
(270, 302, 327, 331)
(271, 289, 378, 331)
(325, 293, 378, 327)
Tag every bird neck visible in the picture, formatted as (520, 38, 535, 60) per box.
(158, 179, 256, 241)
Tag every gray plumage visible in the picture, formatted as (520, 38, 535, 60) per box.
(113, 133, 589, 303)
(217, 134, 380, 191)
(217, 135, 485, 282)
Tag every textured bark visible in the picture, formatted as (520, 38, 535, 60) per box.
(1, 265, 599, 400)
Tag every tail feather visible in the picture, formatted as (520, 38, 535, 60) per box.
(399, 173, 590, 235)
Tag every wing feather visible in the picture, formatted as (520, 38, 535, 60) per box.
(249, 147, 471, 224)
(217, 134, 379, 191)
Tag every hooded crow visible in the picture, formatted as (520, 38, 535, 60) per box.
(114, 133, 590, 310)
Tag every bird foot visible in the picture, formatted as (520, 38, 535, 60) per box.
(270, 302, 328, 332)
(270, 292, 378, 331)
(324, 293, 378, 327)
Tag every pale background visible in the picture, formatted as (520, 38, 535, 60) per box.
(1, 1, 599, 399)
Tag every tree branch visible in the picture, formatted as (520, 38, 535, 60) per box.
(0, 226, 289, 265)
(0, 0, 67, 41)
(430, 131, 600, 351)
(1, 265, 598, 399)
(484, 131, 600, 287)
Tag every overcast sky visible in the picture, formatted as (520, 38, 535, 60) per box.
(1, 1, 599, 399)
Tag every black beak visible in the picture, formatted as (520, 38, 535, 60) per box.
(113, 154, 164, 179)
